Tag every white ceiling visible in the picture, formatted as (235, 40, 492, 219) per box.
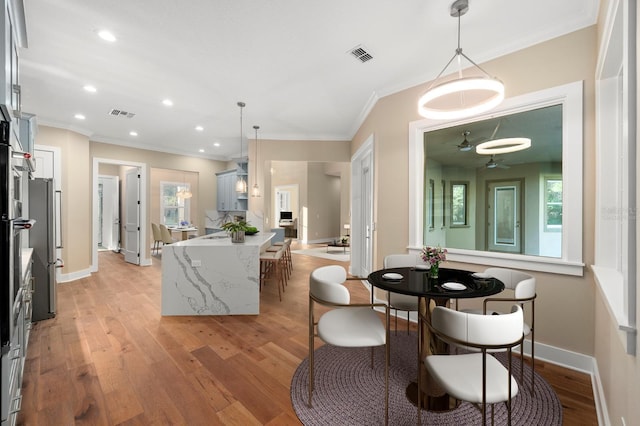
(19, 0, 599, 161)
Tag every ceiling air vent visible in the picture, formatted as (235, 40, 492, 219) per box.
(108, 109, 136, 118)
(349, 45, 373, 63)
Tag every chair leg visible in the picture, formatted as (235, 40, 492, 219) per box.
(406, 310, 410, 334)
(417, 311, 422, 425)
(394, 309, 398, 335)
(308, 299, 315, 407)
(531, 301, 535, 394)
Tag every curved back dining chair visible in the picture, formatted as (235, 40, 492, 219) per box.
(418, 305, 524, 425)
(308, 265, 390, 425)
(151, 223, 162, 254)
(159, 224, 174, 246)
(464, 267, 536, 391)
(383, 254, 419, 333)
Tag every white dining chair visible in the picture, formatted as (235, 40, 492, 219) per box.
(463, 267, 536, 391)
(383, 254, 420, 333)
(418, 305, 524, 425)
(308, 265, 390, 425)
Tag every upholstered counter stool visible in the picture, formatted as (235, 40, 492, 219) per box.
(267, 238, 292, 280)
(260, 248, 286, 301)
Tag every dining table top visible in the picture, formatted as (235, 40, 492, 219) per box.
(367, 266, 505, 300)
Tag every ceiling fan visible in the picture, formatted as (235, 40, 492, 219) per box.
(457, 130, 475, 151)
(456, 130, 487, 152)
(486, 155, 510, 169)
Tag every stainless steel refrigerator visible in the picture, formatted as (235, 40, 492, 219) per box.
(29, 178, 57, 321)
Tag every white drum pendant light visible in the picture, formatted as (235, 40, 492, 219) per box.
(417, 0, 504, 120)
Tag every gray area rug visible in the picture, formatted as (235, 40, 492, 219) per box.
(291, 332, 562, 425)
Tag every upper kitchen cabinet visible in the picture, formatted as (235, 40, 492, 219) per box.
(216, 160, 248, 212)
(216, 169, 246, 212)
(18, 112, 35, 153)
(0, 0, 27, 143)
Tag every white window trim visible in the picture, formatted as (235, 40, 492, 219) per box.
(592, 0, 636, 355)
(408, 81, 584, 276)
(160, 180, 190, 226)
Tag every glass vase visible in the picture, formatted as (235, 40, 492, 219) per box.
(430, 263, 439, 279)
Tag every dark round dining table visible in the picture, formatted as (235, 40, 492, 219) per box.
(367, 266, 505, 410)
(367, 266, 504, 303)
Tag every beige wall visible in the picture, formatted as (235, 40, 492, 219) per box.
(353, 21, 640, 424)
(307, 162, 341, 241)
(248, 139, 351, 237)
(268, 160, 346, 242)
(91, 142, 227, 256)
(352, 27, 597, 358)
(33, 132, 228, 272)
(35, 127, 92, 274)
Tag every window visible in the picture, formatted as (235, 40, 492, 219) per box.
(544, 177, 562, 231)
(161, 181, 190, 226)
(593, 0, 636, 354)
(408, 81, 584, 276)
(450, 182, 468, 227)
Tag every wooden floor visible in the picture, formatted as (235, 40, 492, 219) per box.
(17, 245, 598, 425)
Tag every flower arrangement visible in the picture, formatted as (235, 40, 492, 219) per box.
(421, 246, 447, 278)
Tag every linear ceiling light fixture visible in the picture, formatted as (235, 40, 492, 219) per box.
(236, 101, 248, 193)
(252, 125, 261, 198)
(417, 0, 504, 120)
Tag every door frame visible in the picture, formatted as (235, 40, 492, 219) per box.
(92, 158, 149, 271)
(350, 134, 374, 277)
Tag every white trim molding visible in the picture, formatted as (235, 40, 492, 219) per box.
(408, 81, 584, 276)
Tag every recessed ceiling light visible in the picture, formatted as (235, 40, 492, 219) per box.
(129, 131, 138, 136)
(97, 30, 116, 42)
(74, 113, 85, 120)
(213, 142, 220, 147)
(198, 149, 204, 153)
(195, 125, 204, 132)
(162, 99, 173, 107)
(83, 85, 97, 93)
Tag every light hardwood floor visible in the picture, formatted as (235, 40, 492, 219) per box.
(17, 246, 598, 425)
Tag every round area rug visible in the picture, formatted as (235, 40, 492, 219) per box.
(291, 332, 562, 425)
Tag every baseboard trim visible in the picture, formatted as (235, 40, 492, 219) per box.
(58, 267, 92, 283)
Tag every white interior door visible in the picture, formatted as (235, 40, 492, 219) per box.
(487, 180, 522, 253)
(98, 175, 120, 251)
(124, 168, 140, 264)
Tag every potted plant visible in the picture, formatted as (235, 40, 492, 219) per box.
(221, 220, 250, 243)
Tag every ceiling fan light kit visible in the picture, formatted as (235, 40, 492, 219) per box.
(417, 0, 504, 120)
(475, 137, 532, 155)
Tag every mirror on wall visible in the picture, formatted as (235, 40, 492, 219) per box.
(424, 104, 563, 258)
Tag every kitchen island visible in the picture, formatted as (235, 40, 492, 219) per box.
(161, 231, 274, 315)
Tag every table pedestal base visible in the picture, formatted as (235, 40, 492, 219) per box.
(405, 382, 459, 412)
